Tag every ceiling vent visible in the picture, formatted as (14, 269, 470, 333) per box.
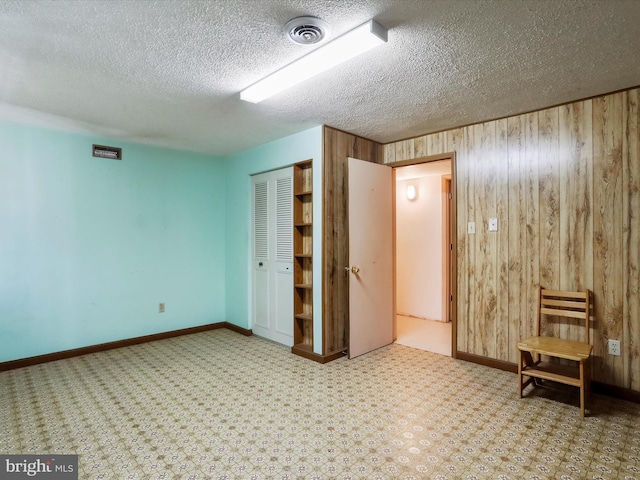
(285, 16, 329, 45)
(93, 144, 122, 160)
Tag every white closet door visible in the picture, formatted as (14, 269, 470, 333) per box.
(251, 167, 293, 346)
(252, 179, 270, 335)
(273, 175, 294, 344)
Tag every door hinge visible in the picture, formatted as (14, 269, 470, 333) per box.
(450, 295, 453, 302)
(448, 192, 452, 200)
(450, 243, 453, 251)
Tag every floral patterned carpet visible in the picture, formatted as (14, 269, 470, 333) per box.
(1, 328, 639, 479)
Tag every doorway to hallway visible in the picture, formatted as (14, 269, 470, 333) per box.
(393, 159, 453, 356)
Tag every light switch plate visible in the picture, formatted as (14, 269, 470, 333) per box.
(489, 218, 498, 231)
(467, 222, 476, 234)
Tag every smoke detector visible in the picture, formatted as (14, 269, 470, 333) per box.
(284, 16, 329, 45)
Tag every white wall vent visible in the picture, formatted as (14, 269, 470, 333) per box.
(93, 144, 122, 160)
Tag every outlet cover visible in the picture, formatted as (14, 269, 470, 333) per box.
(159, 303, 165, 313)
(467, 222, 476, 234)
(608, 339, 621, 356)
(489, 217, 499, 231)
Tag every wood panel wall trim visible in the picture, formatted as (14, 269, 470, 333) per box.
(0, 322, 251, 372)
(383, 84, 640, 147)
(291, 344, 346, 364)
(450, 153, 458, 359)
(458, 351, 640, 404)
(456, 351, 518, 373)
(386, 152, 454, 168)
(323, 124, 380, 145)
(592, 381, 640, 404)
(222, 322, 253, 337)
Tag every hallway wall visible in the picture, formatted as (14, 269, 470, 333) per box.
(396, 176, 444, 321)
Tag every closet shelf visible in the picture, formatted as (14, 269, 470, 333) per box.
(292, 159, 314, 355)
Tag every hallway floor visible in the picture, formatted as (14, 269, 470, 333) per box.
(395, 315, 452, 356)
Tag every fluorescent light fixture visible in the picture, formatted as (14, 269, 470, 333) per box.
(240, 19, 387, 103)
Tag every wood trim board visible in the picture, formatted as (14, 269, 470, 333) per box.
(0, 322, 252, 372)
(457, 351, 640, 404)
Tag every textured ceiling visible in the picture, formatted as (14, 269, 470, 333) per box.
(1, 0, 639, 157)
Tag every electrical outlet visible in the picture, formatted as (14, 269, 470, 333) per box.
(159, 303, 165, 313)
(608, 339, 621, 356)
(489, 217, 499, 231)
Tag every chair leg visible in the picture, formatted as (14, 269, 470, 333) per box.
(579, 360, 586, 417)
(586, 357, 592, 404)
(518, 349, 523, 398)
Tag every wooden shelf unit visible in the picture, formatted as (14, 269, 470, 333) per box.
(292, 160, 314, 355)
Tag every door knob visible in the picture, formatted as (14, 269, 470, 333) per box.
(350, 266, 360, 274)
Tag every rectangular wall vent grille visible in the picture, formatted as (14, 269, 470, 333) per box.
(93, 144, 122, 160)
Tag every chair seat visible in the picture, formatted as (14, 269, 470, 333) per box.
(518, 336, 592, 362)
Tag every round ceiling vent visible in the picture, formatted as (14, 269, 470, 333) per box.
(285, 16, 329, 45)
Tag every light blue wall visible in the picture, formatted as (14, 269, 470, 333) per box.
(0, 121, 227, 362)
(224, 126, 324, 353)
(1, 121, 325, 363)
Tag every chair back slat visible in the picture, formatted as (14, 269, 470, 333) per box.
(541, 289, 587, 299)
(540, 307, 587, 320)
(541, 299, 588, 311)
(537, 286, 591, 344)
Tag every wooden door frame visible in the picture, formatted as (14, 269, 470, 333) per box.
(442, 174, 452, 323)
(386, 152, 458, 358)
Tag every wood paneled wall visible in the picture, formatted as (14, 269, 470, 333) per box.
(383, 89, 640, 392)
(322, 126, 382, 356)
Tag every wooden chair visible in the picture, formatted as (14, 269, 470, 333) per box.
(517, 286, 593, 416)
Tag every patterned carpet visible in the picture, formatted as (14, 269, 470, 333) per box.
(1, 329, 639, 479)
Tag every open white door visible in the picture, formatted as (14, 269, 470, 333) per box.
(347, 157, 393, 358)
